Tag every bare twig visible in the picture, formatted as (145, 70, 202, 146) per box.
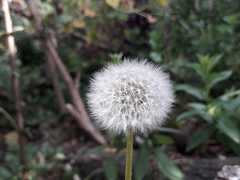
(24, 0, 106, 144)
(45, 32, 106, 145)
(1, 0, 26, 169)
(0, 27, 24, 39)
(46, 47, 66, 113)
(0, 107, 17, 129)
(65, 104, 106, 144)
(75, 71, 81, 89)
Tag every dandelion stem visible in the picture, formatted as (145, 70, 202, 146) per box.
(125, 128, 134, 180)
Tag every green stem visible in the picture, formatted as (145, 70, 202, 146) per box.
(125, 128, 134, 180)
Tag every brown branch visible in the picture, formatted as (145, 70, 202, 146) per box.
(45, 37, 106, 145)
(66, 104, 106, 144)
(45, 31, 65, 113)
(1, 0, 26, 170)
(0, 29, 23, 39)
(46, 51, 66, 113)
(24, 0, 106, 145)
(75, 71, 81, 89)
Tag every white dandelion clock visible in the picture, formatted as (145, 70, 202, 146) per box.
(87, 60, 174, 134)
(87, 59, 174, 180)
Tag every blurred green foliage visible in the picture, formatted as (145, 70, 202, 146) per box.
(176, 55, 240, 153)
(0, 0, 240, 179)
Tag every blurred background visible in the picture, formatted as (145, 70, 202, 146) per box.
(0, 0, 240, 179)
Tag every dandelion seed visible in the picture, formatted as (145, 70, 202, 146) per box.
(87, 59, 174, 180)
(87, 59, 174, 135)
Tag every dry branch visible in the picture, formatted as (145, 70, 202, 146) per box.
(46, 48, 66, 113)
(24, 0, 106, 144)
(1, 0, 26, 169)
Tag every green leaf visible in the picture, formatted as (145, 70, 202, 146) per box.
(188, 54, 223, 82)
(189, 103, 206, 111)
(176, 110, 198, 122)
(110, 53, 123, 64)
(219, 97, 240, 112)
(187, 127, 214, 151)
(134, 145, 150, 180)
(188, 103, 212, 122)
(208, 71, 232, 90)
(155, 148, 184, 180)
(103, 157, 119, 180)
(150, 52, 162, 63)
(198, 55, 211, 73)
(205, 54, 222, 72)
(186, 63, 205, 80)
(223, 14, 239, 25)
(40, 2, 55, 17)
(197, 54, 220, 73)
(217, 118, 240, 144)
(217, 133, 240, 156)
(228, 97, 240, 111)
(176, 84, 204, 100)
(152, 134, 175, 145)
(105, 0, 120, 9)
(0, 168, 12, 179)
(220, 90, 240, 100)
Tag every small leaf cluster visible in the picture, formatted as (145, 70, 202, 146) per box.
(176, 55, 240, 153)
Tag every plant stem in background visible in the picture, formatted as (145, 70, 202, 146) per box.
(1, 0, 26, 171)
(125, 128, 134, 180)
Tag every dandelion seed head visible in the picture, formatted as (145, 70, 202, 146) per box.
(87, 59, 174, 134)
